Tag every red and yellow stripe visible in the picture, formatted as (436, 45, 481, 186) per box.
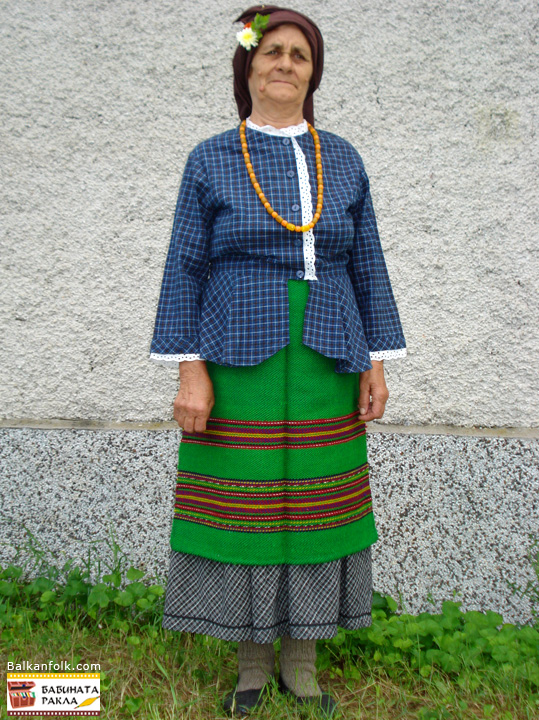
(174, 463, 372, 533)
(181, 411, 366, 450)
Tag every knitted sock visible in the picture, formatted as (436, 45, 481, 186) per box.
(236, 640, 275, 691)
(279, 635, 322, 697)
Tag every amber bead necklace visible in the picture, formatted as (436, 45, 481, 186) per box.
(240, 119, 323, 232)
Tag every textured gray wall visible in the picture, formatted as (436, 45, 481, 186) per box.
(1, 428, 537, 626)
(1, 0, 538, 428)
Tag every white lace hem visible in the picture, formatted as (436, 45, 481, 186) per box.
(369, 348, 407, 361)
(150, 353, 203, 365)
(151, 349, 406, 365)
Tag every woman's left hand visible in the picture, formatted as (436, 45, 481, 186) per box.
(358, 360, 389, 422)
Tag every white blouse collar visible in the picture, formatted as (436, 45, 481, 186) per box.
(246, 116, 308, 137)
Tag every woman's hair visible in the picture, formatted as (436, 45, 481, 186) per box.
(232, 4, 324, 124)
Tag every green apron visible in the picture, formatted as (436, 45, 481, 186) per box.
(170, 279, 378, 565)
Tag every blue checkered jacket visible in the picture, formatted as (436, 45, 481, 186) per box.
(150, 126, 406, 373)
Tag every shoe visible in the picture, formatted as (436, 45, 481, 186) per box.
(223, 676, 273, 716)
(278, 672, 338, 717)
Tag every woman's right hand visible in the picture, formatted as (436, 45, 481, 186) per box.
(174, 360, 215, 433)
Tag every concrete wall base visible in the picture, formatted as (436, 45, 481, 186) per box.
(1, 427, 537, 627)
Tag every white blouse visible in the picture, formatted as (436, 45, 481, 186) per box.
(150, 118, 406, 366)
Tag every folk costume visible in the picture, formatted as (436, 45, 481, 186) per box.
(150, 4, 406, 710)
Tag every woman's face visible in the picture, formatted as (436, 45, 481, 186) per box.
(247, 24, 313, 112)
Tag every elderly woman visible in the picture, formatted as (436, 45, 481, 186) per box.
(150, 4, 406, 717)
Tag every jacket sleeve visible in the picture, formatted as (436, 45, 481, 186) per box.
(347, 164, 407, 358)
(150, 150, 213, 359)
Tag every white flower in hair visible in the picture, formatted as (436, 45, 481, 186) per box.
(237, 24, 259, 50)
(235, 13, 269, 51)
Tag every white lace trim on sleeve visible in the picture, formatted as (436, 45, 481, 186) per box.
(369, 348, 407, 361)
(150, 353, 204, 365)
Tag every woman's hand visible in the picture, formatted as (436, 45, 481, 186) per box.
(174, 361, 215, 433)
(358, 360, 389, 423)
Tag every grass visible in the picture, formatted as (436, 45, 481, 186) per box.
(1, 527, 538, 719)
